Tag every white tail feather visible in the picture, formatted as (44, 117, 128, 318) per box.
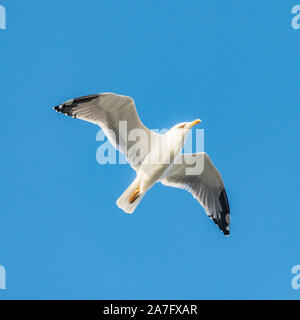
(116, 177, 145, 214)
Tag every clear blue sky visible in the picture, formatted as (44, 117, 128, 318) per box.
(0, 0, 300, 299)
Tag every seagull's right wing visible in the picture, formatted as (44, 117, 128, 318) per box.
(161, 153, 230, 236)
(54, 93, 161, 170)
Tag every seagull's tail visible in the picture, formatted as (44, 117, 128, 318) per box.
(116, 177, 145, 214)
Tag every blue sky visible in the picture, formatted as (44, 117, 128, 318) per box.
(0, 0, 300, 299)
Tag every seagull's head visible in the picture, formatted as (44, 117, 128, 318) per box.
(166, 119, 201, 152)
(168, 119, 201, 136)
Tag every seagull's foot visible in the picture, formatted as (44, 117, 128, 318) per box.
(129, 186, 140, 204)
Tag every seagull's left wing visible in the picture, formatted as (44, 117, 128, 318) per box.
(160, 153, 230, 236)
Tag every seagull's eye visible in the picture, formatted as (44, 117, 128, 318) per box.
(177, 124, 185, 129)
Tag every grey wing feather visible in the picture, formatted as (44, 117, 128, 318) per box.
(161, 153, 230, 236)
(54, 93, 161, 170)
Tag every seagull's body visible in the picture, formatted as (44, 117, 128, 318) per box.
(54, 93, 230, 236)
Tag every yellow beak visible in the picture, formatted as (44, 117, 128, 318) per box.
(188, 119, 201, 129)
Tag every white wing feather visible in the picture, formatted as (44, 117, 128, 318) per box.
(160, 153, 230, 235)
(54, 93, 162, 170)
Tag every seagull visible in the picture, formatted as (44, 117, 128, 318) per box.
(54, 93, 230, 236)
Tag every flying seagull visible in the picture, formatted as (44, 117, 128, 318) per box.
(54, 93, 230, 236)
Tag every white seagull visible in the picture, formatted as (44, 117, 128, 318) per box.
(54, 93, 230, 236)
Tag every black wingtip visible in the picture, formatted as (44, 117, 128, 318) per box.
(219, 189, 230, 236)
(213, 217, 229, 236)
(211, 189, 230, 236)
(224, 230, 230, 236)
(73, 94, 99, 103)
(53, 94, 99, 116)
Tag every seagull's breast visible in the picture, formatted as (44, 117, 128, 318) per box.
(137, 139, 180, 191)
